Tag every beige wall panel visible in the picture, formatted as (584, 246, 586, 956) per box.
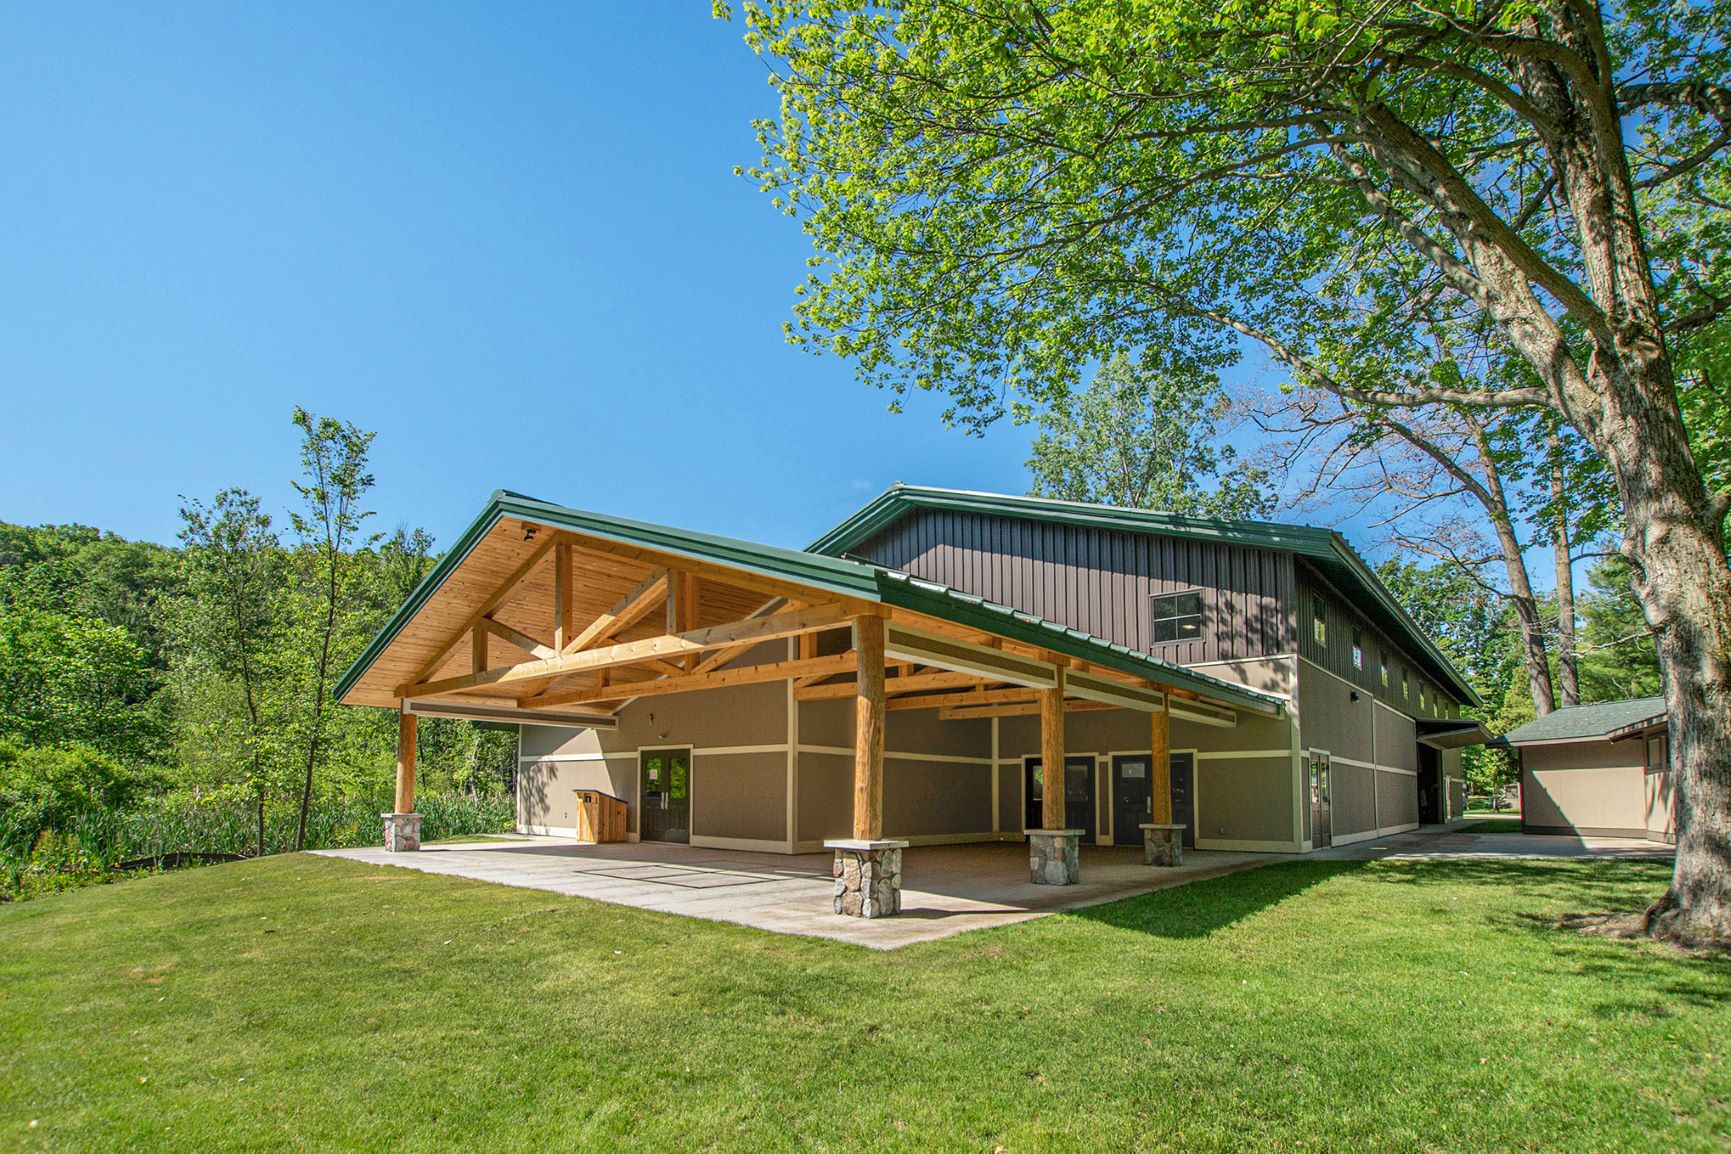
(1521, 740, 1647, 835)
(1373, 707, 1418, 773)
(1297, 662, 1374, 765)
(691, 752, 787, 843)
(998, 705, 1293, 757)
(1331, 759, 1377, 836)
(799, 698, 853, 750)
(885, 707, 993, 758)
(1376, 769, 1419, 829)
(884, 760, 995, 836)
(1190, 656, 1295, 698)
(998, 762, 1022, 832)
(1195, 756, 1293, 843)
(1645, 768, 1676, 842)
(518, 751, 636, 831)
(797, 751, 853, 844)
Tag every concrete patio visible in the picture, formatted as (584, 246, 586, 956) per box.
(316, 837, 1276, 948)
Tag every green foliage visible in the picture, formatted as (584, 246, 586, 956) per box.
(1578, 557, 1664, 701)
(0, 606, 159, 759)
(0, 741, 154, 857)
(1025, 353, 1275, 516)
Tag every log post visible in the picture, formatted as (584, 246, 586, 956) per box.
(853, 614, 886, 840)
(1029, 667, 1080, 884)
(1040, 672, 1066, 831)
(825, 613, 904, 917)
(1151, 696, 1172, 824)
(384, 708, 421, 851)
(1142, 694, 1183, 866)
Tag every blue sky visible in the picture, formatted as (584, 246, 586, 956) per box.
(1, 3, 1038, 551)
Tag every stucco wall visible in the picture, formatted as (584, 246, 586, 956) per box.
(1330, 759, 1377, 837)
(1376, 769, 1419, 829)
(1521, 739, 1648, 836)
(1194, 756, 1295, 846)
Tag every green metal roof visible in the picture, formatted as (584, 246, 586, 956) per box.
(336, 490, 1283, 716)
(809, 484, 1482, 706)
(1490, 698, 1668, 746)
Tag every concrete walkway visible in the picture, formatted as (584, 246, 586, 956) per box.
(315, 823, 1674, 949)
(316, 838, 1275, 949)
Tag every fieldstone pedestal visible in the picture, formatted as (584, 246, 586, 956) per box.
(1140, 822, 1186, 867)
(825, 839, 908, 918)
(1027, 829, 1082, 885)
(382, 812, 422, 852)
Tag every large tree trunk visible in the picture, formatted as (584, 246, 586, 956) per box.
(1587, 358, 1731, 942)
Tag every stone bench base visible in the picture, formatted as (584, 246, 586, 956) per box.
(825, 839, 908, 918)
(382, 812, 421, 852)
(1140, 823, 1186, 867)
(1027, 829, 1082, 885)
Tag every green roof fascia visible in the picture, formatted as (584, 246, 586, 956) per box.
(875, 571, 1286, 716)
(811, 485, 1482, 708)
(334, 491, 883, 703)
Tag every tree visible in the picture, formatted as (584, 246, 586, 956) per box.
(733, 1, 1731, 940)
(177, 489, 282, 856)
(286, 409, 378, 852)
(1026, 352, 1275, 516)
(1578, 556, 1665, 702)
(0, 608, 156, 759)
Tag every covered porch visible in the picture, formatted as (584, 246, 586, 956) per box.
(316, 836, 1277, 948)
(335, 492, 1286, 919)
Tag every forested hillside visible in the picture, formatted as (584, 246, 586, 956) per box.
(0, 411, 514, 899)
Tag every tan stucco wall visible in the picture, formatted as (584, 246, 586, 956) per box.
(793, 749, 998, 845)
(1296, 659, 1374, 765)
(1331, 759, 1377, 837)
(1376, 769, 1419, 829)
(1195, 756, 1294, 846)
(1521, 739, 1649, 836)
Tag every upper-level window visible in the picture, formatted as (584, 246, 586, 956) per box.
(1418, 683, 1428, 710)
(1312, 595, 1328, 647)
(1380, 649, 1391, 688)
(1151, 590, 1204, 644)
(1351, 627, 1364, 671)
(1401, 667, 1410, 699)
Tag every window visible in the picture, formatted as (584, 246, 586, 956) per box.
(1418, 683, 1427, 710)
(1151, 590, 1204, 644)
(1312, 595, 1328, 647)
(1401, 667, 1410, 699)
(1380, 649, 1390, 688)
(1351, 627, 1364, 671)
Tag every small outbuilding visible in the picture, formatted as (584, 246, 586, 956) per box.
(1491, 698, 1673, 843)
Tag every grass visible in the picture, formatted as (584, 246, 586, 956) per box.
(3, 856, 1727, 1153)
(1456, 817, 1525, 833)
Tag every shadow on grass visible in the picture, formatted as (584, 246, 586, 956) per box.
(1071, 859, 1370, 939)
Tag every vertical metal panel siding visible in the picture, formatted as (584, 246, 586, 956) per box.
(1294, 560, 1457, 716)
(857, 510, 1295, 665)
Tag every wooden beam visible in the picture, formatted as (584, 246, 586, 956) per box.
(471, 623, 487, 674)
(563, 568, 669, 655)
(937, 698, 1115, 721)
(405, 534, 559, 687)
(1040, 671, 1065, 830)
(853, 615, 886, 841)
(886, 685, 1032, 712)
(796, 668, 989, 701)
(479, 616, 556, 660)
(1151, 696, 1172, 825)
(524, 651, 858, 709)
(410, 603, 852, 699)
(553, 542, 573, 651)
(394, 709, 417, 814)
(686, 598, 803, 678)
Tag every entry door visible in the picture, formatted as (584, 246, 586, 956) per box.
(1112, 754, 1151, 846)
(1170, 752, 1196, 849)
(1025, 756, 1096, 840)
(1308, 749, 1332, 848)
(1417, 746, 1442, 823)
(639, 748, 691, 844)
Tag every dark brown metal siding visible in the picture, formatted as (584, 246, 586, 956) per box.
(857, 510, 1295, 663)
(1294, 560, 1458, 717)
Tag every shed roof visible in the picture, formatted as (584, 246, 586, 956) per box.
(1490, 697, 1668, 746)
(336, 490, 1285, 716)
(809, 484, 1481, 705)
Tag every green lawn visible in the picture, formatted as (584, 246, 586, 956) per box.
(1456, 817, 1525, 833)
(2, 855, 1726, 1153)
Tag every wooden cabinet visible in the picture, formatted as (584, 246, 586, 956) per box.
(574, 789, 627, 844)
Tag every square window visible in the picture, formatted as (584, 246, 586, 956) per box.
(1151, 590, 1204, 645)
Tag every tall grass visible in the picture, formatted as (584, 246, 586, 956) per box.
(1, 787, 514, 901)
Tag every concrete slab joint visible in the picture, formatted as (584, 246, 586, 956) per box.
(1141, 822, 1186, 867)
(382, 812, 422, 852)
(825, 839, 909, 918)
(1026, 829, 1082, 885)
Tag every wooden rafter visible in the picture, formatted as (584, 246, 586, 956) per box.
(562, 567, 669, 656)
(527, 651, 858, 710)
(795, 667, 989, 701)
(885, 685, 1030, 712)
(479, 616, 556, 660)
(405, 602, 852, 699)
(404, 534, 560, 688)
